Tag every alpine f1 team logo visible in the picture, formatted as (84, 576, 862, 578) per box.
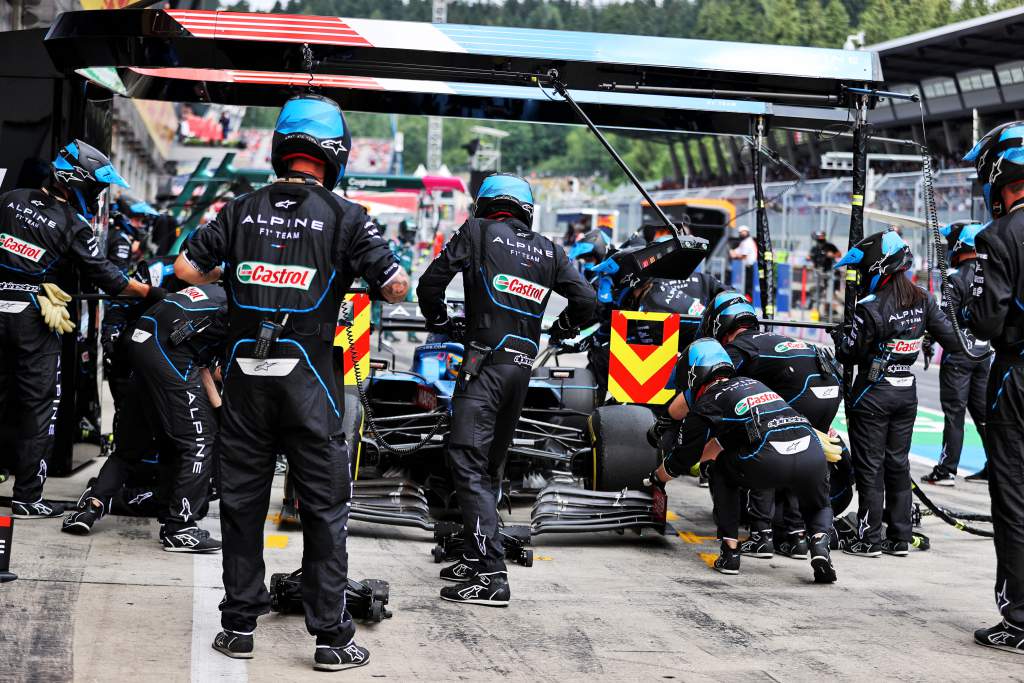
(0, 233, 46, 262)
(236, 261, 316, 290)
(885, 338, 923, 354)
(492, 273, 548, 303)
(734, 391, 782, 415)
(774, 341, 809, 353)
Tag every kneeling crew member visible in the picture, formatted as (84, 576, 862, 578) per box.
(963, 122, 1024, 653)
(921, 221, 991, 486)
(62, 283, 227, 552)
(647, 338, 837, 583)
(0, 140, 160, 519)
(701, 291, 846, 560)
(417, 173, 596, 607)
(175, 95, 408, 671)
(834, 229, 961, 558)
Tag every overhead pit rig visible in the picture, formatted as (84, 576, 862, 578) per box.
(43, 8, 896, 539)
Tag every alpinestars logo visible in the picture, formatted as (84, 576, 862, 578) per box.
(0, 233, 46, 262)
(474, 517, 488, 555)
(492, 273, 548, 303)
(734, 391, 782, 415)
(988, 632, 1018, 647)
(172, 532, 200, 547)
(457, 584, 486, 600)
(179, 498, 193, 522)
(54, 168, 87, 184)
(343, 645, 366, 663)
(236, 261, 316, 290)
(320, 139, 348, 156)
(30, 200, 44, 208)
(274, 199, 297, 209)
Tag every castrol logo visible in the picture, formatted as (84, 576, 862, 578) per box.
(774, 340, 809, 352)
(886, 338, 923, 354)
(179, 286, 209, 302)
(492, 273, 548, 303)
(236, 261, 315, 290)
(734, 391, 782, 415)
(0, 233, 46, 262)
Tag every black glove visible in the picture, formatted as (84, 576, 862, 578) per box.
(547, 312, 576, 343)
(426, 317, 466, 343)
(145, 286, 168, 304)
(646, 413, 675, 449)
(642, 465, 667, 492)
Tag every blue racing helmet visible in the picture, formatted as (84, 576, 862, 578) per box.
(834, 229, 912, 294)
(272, 94, 351, 189)
(699, 290, 758, 341)
(679, 337, 735, 404)
(51, 139, 129, 220)
(475, 173, 534, 226)
(568, 228, 610, 267)
(963, 121, 1024, 219)
(940, 220, 986, 261)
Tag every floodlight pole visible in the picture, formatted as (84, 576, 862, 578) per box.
(842, 95, 870, 399)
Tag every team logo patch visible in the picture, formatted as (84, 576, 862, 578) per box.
(810, 386, 840, 399)
(0, 233, 46, 262)
(884, 376, 915, 387)
(492, 273, 548, 303)
(0, 300, 29, 313)
(769, 435, 811, 454)
(774, 340, 809, 352)
(687, 300, 705, 316)
(131, 329, 152, 343)
(734, 391, 782, 415)
(885, 338, 923, 354)
(179, 286, 209, 302)
(236, 358, 300, 376)
(236, 261, 316, 290)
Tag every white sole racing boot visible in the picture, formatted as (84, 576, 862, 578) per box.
(162, 526, 222, 553)
(739, 530, 774, 559)
(440, 557, 479, 583)
(11, 499, 65, 519)
(212, 630, 254, 659)
(440, 571, 510, 607)
(809, 533, 837, 584)
(313, 640, 370, 671)
(974, 621, 1024, 655)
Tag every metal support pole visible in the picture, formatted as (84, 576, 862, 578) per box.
(752, 116, 776, 319)
(842, 96, 870, 398)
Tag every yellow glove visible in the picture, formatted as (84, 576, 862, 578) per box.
(41, 282, 73, 305)
(816, 429, 843, 463)
(39, 296, 75, 334)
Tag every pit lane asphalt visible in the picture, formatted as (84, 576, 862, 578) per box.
(0, 333, 1010, 682)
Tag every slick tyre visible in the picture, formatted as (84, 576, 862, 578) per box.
(589, 404, 658, 491)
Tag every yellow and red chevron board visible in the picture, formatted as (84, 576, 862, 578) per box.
(334, 292, 370, 387)
(608, 310, 679, 405)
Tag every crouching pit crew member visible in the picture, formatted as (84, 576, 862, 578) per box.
(62, 283, 227, 551)
(701, 291, 848, 560)
(174, 95, 408, 671)
(647, 338, 837, 583)
(417, 173, 596, 606)
(0, 140, 162, 519)
(833, 229, 962, 558)
(963, 121, 1024, 653)
(921, 221, 991, 486)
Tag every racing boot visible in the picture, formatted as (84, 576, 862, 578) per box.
(440, 557, 479, 583)
(738, 530, 774, 559)
(314, 640, 370, 671)
(809, 533, 837, 584)
(61, 497, 104, 535)
(881, 538, 910, 557)
(714, 542, 741, 575)
(776, 531, 809, 559)
(843, 538, 882, 558)
(965, 466, 989, 484)
(212, 629, 254, 659)
(440, 571, 510, 607)
(161, 525, 222, 553)
(921, 467, 955, 486)
(11, 499, 65, 519)
(974, 621, 1024, 655)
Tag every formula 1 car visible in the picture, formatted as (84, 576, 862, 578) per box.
(280, 300, 666, 539)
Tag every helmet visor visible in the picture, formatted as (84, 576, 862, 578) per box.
(276, 98, 345, 140)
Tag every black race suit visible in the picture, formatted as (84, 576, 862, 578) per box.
(0, 188, 128, 506)
(417, 217, 595, 574)
(965, 206, 1024, 629)
(664, 376, 831, 541)
(723, 329, 847, 532)
(183, 179, 400, 646)
(935, 259, 991, 477)
(89, 284, 226, 530)
(102, 225, 138, 407)
(836, 284, 960, 544)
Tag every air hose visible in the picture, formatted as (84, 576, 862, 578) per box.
(911, 482, 993, 537)
(344, 319, 448, 455)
